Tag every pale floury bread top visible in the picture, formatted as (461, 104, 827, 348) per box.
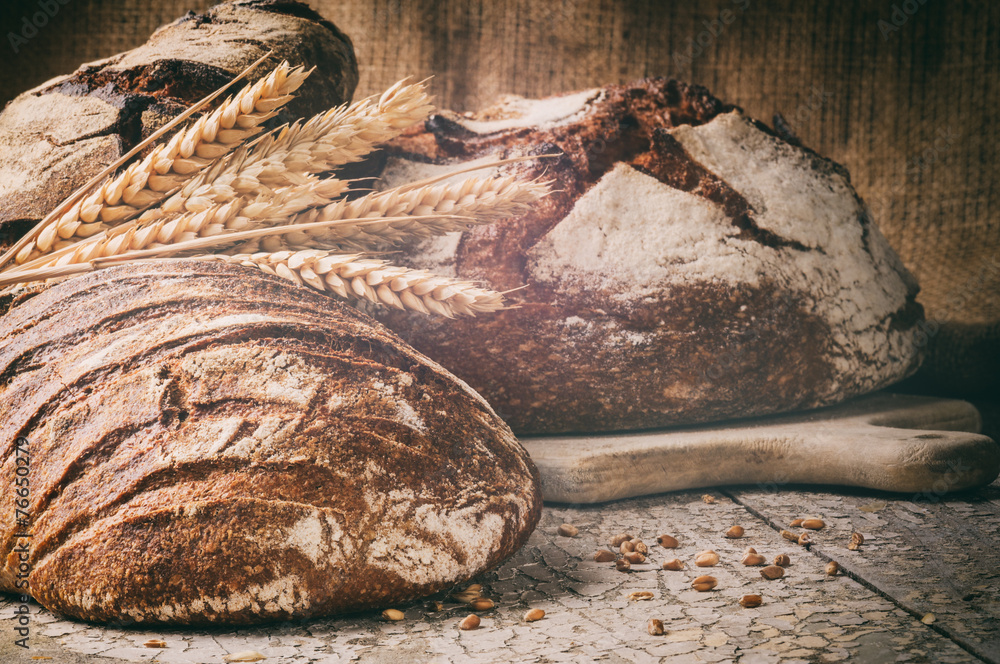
(375, 79, 924, 434)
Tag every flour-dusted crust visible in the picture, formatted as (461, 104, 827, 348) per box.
(0, 0, 358, 230)
(375, 79, 925, 434)
(0, 262, 541, 625)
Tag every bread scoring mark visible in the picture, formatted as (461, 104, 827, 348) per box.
(168, 416, 243, 463)
(440, 88, 604, 135)
(71, 313, 275, 375)
(181, 340, 325, 406)
(31, 497, 351, 623)
(636, 130, 818, 254)
(223, 414, 302, 459)
(124, 575, 305, 623)
(668, 112, 921, 379)
(367, 378, 427, 433)
(0, 262, 542, 623)
(527, 163, 739, 291)
(364, 487, 511, 586)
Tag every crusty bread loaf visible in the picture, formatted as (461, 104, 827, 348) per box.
(374, 79, 925, 434)
(0, 0, 358, 238)
(0, 261, 541, 625)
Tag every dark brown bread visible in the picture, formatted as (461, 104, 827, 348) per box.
(374, 79, 925, 434)
(0, 0, 358, 231)
(0, 261, 541, 625)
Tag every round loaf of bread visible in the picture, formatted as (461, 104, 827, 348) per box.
(374, 79, 925, 434)
(0, 261, 541, 625)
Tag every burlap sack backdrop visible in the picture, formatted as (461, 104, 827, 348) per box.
(1, 0, 997, 397)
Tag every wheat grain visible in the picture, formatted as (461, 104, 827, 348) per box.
(18, 61, 310, 264)
(0, 52, 276, 273)
(20, 175, 547, 271)
(202, 251, 504, 317)
(264, 175, 549, 252)
(16, 177, 354, 272)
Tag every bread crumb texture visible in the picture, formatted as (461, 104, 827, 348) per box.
(0, 262, 541, 625)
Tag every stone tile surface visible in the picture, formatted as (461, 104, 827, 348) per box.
(2, 481, 997, 663)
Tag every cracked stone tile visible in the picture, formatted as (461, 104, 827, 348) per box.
(2, 487, 993, 664)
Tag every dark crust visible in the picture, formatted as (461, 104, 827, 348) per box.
(0, 262, 542, 625)
(382, 281, 839, 434)
(376, 79, 924, 434)
(0, 0, 359, 227)
(40, 61, 236, 149)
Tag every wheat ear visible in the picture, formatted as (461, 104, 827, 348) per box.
(0, 215, 478, 288)
(23, 175, 549, 268)
(253, 175, 549, 253)
(19, 61, 311, 264)
(140, 79, 432, 221)
(203, 251, 504, 317)
(17, 178, 351, 271)
(246, 77, 434, 179)
(0, 51, 276, 273)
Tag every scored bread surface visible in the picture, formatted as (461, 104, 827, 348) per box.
(376, 79, 925, 434)
(0, 261, 541, 625)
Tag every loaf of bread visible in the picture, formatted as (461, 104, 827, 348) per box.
(0, 0, 358, 247)
(374, 80, 926, 434)
(0, 261, 541, 625)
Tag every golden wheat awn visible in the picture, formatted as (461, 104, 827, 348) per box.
(0, 52, 276, 273)
(146, 79, 433, 220)
(202, 251, 505, 318)
(15, 79, 434, 268)
(18, 174, 546, 272)
(15, 179, 353, 272)
(0, 215, 477, 289)
(1, 63, 550, 318)
(17, 61, 310, 264)
(265, 175, 549, 252)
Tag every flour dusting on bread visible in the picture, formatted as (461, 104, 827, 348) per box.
(375, 80, 925, 434)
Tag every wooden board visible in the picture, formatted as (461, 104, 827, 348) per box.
(521, 393, 1000, 504)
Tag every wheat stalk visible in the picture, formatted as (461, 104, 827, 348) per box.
(0, 52, 277, 273)
(16, 179, 351, 271)
(0, 215, 476, 288)
(263, 175, 549, 252)
(0, 65, 551, 320)
(202, 251, 504, 317)
(245, 77, 434, 180)
(142, 79, 431, 220)
(17, 61, 311, 264)
(18, 175, 549, 271)
(20, 79, 433, 265)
